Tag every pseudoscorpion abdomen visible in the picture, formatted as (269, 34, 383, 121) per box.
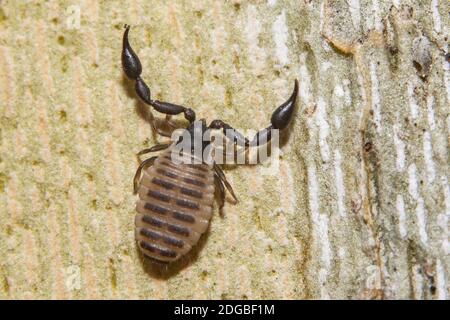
(135, 147, 215, 263)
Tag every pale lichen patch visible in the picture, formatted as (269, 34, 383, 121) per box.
(272, 10, 289, 67)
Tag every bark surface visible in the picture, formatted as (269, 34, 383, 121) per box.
(0, 0, 448, 299)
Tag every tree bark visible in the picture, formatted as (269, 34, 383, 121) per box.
(0, 0, 448, 299)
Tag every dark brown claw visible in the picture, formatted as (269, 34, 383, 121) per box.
(209, 79, 298, 148)
(122, 25, 197, 124)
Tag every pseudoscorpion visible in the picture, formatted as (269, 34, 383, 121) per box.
(122, 25, 298, 264)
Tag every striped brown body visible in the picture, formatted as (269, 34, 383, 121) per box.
(135, 146, 215, 263)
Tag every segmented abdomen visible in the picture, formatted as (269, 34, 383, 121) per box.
(135, 147, 215, 263)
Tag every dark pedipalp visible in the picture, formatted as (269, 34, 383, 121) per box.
(122, 25, 196, 124)
(208, 79, 298, 148)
